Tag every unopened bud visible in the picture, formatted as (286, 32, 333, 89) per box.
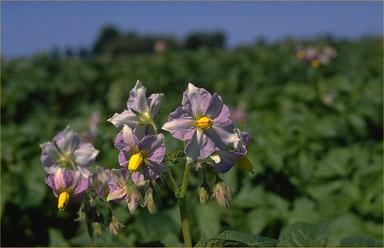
(109, 216, 124, 236)
(214, 181, 231, 208)
(92, 222, 103, 237)
(127, 190, 141, 214)
(199, 185, 209, 204)
(145, 187, 157, 214)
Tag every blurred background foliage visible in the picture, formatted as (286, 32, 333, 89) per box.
(1, 27, 383, 246)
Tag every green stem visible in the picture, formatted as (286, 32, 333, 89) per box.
(165, 170, 178, 194)
(178, 163, 192, 247)
(181, 163, 190, 195)
(179, 197, 192, 247)
(150, 121, 158, 134)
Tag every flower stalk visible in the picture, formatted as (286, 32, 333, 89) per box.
(178, 162, 192, 247)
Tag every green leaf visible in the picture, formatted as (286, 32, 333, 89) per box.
(340, 236, 383, 247)
(278, 223, 329, 247)
(196, 230, 278, 247)
(195, 202, 222, 239)
(247, 209, 276, 234)
(49, 228, 69, 246)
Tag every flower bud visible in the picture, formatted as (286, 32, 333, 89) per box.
(109, 216, 124, 236)
(198, 186, 209, 204)
(145, 187, 157, 214)
(92, 222, 103, 237)
(214, 181, 231, 208)
(127, 190, 141, 214)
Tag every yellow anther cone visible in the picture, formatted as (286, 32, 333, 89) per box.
(311, 59, 320, 68)
(129, 152, 144, 172)
(58, 191, 70, 211)
(195, 116, 213, 130)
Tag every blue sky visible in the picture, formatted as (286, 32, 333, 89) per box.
(2, 1, 383, 58)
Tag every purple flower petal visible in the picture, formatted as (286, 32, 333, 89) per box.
(148, 93, 164, 117)
(72, 174, 89, 196)
(205, 93, 224, 119)
(107, 188, 127, 202)
(212, 104, 234, 131)
(40, 142, 58, 168)
(182, 83, 212, 117)
(108, 110, 138, 129)
(54, 127, 80, 154)
(127, 81, 149, 113)
(46, 168, 89, 196)
(114, 125, 140, 151)
(74, 143, 99, 167)
(131, 172, 146, 188)
(142, 160, 164, 180)
(107, 169, 129, 202)
(118, 151, 129, 168)
(185, 129, 217, 162)
(205, 126, 240, 148)
(54, 169, 73, 191)
(138, 134, 165, 163)
(213, 151, 242, 173)
(161, 106, 195, 141)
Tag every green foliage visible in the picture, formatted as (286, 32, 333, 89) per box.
(278, 223, 329, 247)
(1, 36, 383, 246)
(196, 230, 278, 247)
(340, 236, 384, 247)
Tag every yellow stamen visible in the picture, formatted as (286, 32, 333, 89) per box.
(58, 153, 74, 168)
(195, 116, 213, 130)
(311, 59, 320, 68)
(128, 152, 144, 172)
(138, 112, 152, 125)
(58, 191, 70, 211)
(237, 156, 254, 173)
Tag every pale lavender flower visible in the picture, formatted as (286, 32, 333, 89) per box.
(107, 81, 163, 134)
(45, 168, 89, 210)
(162, 83, 240, 162)
(209, 129, 251, 173)
(115, 125, 165, 181)
(106, 169, 142, 214)
(40, 127, 99, 177)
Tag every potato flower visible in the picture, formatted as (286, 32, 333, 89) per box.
(162, 83, 240, 162)
(108, 81, 163, 134)
(114, 125, 165, 181)
(40, 127, 99, 178)
(106, 169, 142, 214)
(45, 168, 89, 211)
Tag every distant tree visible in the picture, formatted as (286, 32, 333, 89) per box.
(78, 47, 89, 58)
(50, 47, 61, 58)
(65, 47, 74, 57)
(185, 31, 226, 50)
(93, 26, 121, 54)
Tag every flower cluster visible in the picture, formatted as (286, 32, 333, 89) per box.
(39, 81, 253, 236)
(40, 127, 99, 210)
(296, 46, 337, 68)
(106, 81, 166, 213)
